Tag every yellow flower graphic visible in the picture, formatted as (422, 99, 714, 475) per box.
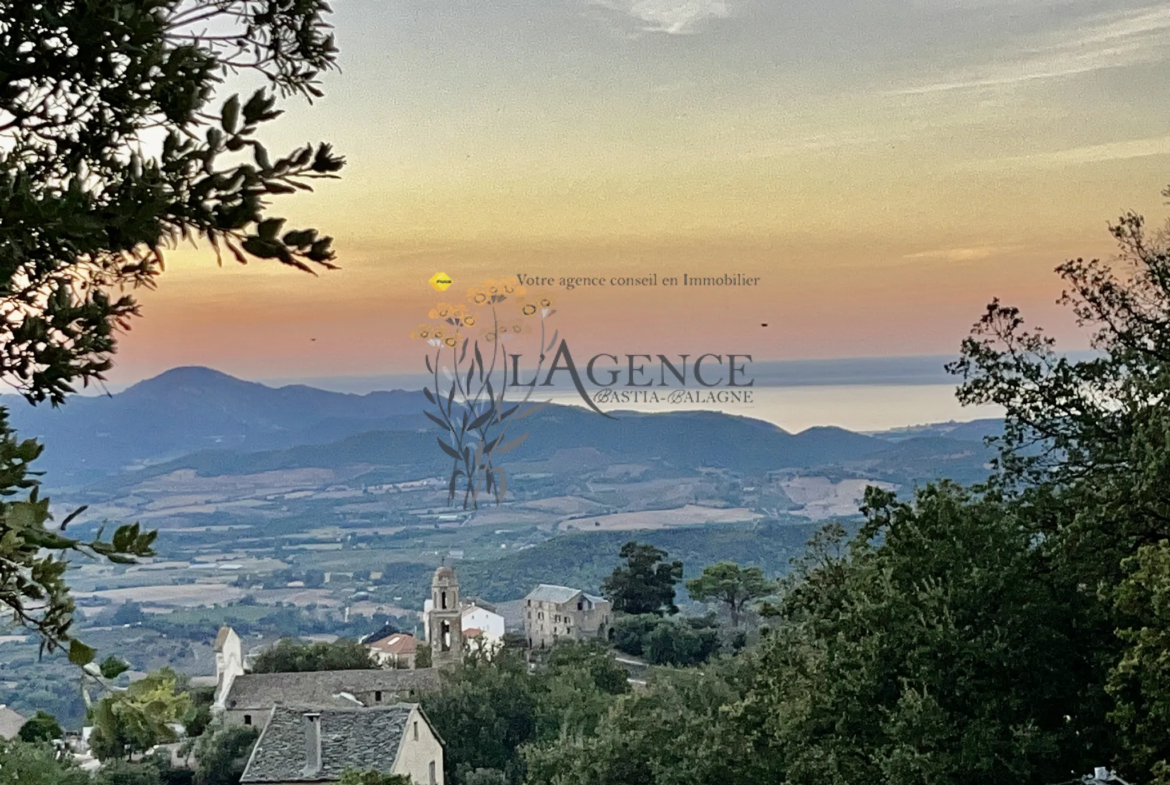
(463, 314, 477, 327)
(517, 292, 555, 317)
(444, 334, 462, 349)
(410, 324, 433, 340)
(469, 287, 489, 305)
(429, 303, 453, 320)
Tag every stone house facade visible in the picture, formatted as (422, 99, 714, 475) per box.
(239, 704, 444, 785)
(522, 584, 612, 650)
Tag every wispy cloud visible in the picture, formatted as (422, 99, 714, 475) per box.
(590, 0, 730, 35)
(903, 245, 1022, 263)
(739, 130, 901, 159)
(891, 4, 1170, 95)
(961, 135, 1170, 170)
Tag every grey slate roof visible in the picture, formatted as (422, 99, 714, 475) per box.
(240, 705, 411, 783)
(524, 584, 582, 604)
(224, 669, 440, 710)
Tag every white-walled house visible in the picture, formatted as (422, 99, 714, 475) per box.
(460, 605, 505, 653)
(422, 599, 505, 655)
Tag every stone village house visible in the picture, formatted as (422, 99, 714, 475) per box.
(211, 631, 443, 783)
(239, 704, 445, 785)
(522, 584, 612, 650)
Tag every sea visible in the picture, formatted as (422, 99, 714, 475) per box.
(536, 384, 1001, 434)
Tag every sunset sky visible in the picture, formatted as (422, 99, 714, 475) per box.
(112, 0, 1170, 385)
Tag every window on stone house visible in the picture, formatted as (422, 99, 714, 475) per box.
(429, 761, 436, 784)
(566, 627, 571, 634)
(244, 715, 252, 726)
(375, 691, 383, 702)
(414, 721, 419, 741)
(441, 590, 448, 610)
(577, 600, 583, 610)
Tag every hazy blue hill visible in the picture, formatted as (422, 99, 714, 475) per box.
(95, 405, 899, 490)
(1, 366, 431, 486)
(869, 418, 1003, 443)
(0, 365, 1008, 493)
(791, 426, 889, 463)
(507, 408, 889, 471)
(848, 435, 995, 487)
(944, 419, 1003, 442)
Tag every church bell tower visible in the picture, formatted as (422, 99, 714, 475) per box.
(428, 566, 463, 668)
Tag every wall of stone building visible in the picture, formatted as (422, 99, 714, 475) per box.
(524, 598, 613, 647)
(526, 598, 606, 648)
(223, 708, 265, 730)
(524, 599, 559, 648)
(393, 707, 445, 785)
(574, 605, 611, 638)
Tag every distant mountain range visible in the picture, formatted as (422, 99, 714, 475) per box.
(0, 366, 1004, 491)
(1, 367, 431, 487)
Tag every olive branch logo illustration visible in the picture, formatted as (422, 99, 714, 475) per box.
(411, 280, 558, 509)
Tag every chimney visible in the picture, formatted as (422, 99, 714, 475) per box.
(303, 712, 322, 775)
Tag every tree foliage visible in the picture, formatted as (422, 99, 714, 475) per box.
(422, 649, 539, 785)
(422, 643, 631, 785)
(947, 197, 1170, 782)
(194, 725, 260, 785)
(0, 410, 155, 660)
(88, 668, 191, 762)
(600, 542, 683, 616)
(0, 739, 90, 785)
(0, 0, 344, 660)
(744, 486, 1110, 785)
(16, 710, 62, 743)
(610, 614, 721, 667)
(1108, 539, 1170, 784)
(0, 0, 344, 406)
(522, 657, 763, 785)
(250, 637, 375, 673)
(684, 561, 772, 627)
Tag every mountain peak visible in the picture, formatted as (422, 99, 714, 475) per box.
(123, 366, 261, 396)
